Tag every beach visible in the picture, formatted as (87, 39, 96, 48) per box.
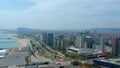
(16, 38, 28, 48)
(12, 36, 28, 48)
(8, 36, 28, 56)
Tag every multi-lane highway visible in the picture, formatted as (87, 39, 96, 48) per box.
(29, 37, 65, 62)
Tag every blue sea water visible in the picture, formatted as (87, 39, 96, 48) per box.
(0, 32, 18, 48)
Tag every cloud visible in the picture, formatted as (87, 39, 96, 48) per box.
(0, 0, 120, 29)
(0, 0, 35, 11)
(1, 0, 120, 16)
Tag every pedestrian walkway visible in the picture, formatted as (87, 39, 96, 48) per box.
(8, 65, 25, 68)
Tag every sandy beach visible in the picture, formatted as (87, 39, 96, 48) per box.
(7, 36, 28, 56)
(12, 36, 28, 48)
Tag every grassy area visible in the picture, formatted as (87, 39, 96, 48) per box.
(63, 57, 73, 61)
(44, 54, 52, 59)
(62, 51, 87, 60)
(25, 56, 30, 65)
(104, 55, 119, 59)
(71, 61, 101, 68)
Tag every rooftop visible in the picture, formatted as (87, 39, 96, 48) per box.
(98, 58, 120, 65)
(0, 50, 7, 53)
(68, 46, 94, 51)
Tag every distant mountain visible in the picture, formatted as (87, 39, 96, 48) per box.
(17, 27, 120, 34)
(91, 28, 120, 31)
(16, 27, 87, 33)
(17, 27, 52, 33)
(90, 28, 120, 33)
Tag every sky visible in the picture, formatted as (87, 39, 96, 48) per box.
(0, 0, 120, 30)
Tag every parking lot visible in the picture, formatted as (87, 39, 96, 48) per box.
(0, 48, 28, 67)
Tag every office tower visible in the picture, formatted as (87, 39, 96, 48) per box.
(100, 36, 105, 51)
(112, 34, 117, 55)
(47, 33, 53, 46)
(63, 35, 71, 49)
(75, 35, 85, 48)
(59, 35, 64, 40)
(59, 40, 64, 49)
(53, 37, 58, 47)
(63, 39, 69, 49)
(112, 34, 120, 56)
(59, 35, 64, 49)
(56, 39, 60, 48)
(93, 36, 104, 51)
(42, 33, 47, 44)
(94, 36, 105, 51)
(85, 36, 93, 49)
(94, 37, 100, 45)
(116, 38, 120, 56)
(39, 34, 43, 42)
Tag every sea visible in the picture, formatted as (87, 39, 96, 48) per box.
(0, 31, 18, 48)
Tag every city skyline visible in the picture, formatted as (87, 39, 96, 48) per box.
(0, 0, 120, 30)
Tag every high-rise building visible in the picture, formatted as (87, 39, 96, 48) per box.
(59, 35, 64, 49)
(63, 39, 69, 49)
(85, 36, 93, 49)
(112, 34, 120, 56)
(59, 40, 64, 49)
(39, 34, 43, 42)
(75, 35, 85, 48)
(47, 33, 53, 46)
(100, 36, 105, 51)
(112, 34, 117, 55)
(116, 38, 120, 56)
(42, 33, 47, 44)
(53, 37, 58, 47)
(94, 36, 105, 51)
(59, 35, 64, 40)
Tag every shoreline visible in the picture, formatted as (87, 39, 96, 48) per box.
(0, 33, 28, 56)
(12, 36, 28, 48)
(7, 36, 28, 56)
(0, 36, 28, 49)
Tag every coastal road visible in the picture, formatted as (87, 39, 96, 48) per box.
(30, 37, 64, 59)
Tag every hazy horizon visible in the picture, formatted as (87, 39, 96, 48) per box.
(0, 0, 120, 30)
